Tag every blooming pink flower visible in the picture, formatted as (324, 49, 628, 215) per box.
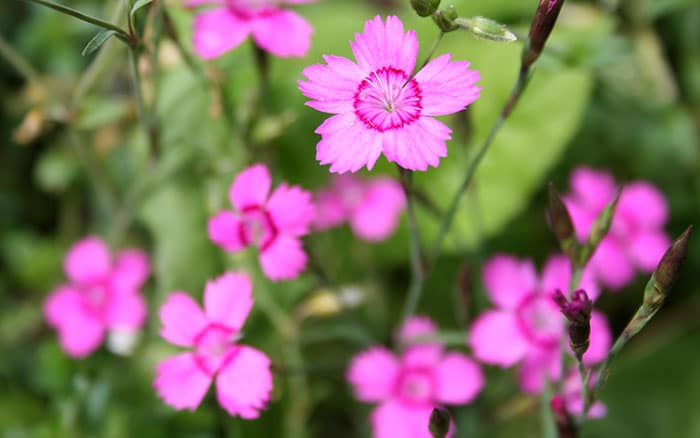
(44, 236, 149, 358)
(298, 15, 481, 173)
(187, 0, 314, 60)
(314, 174, 405, 241)
(564, 167, 670, 290)
(348, 316, 483, 438)
(552, 368, 606, 419)
(208, 164, 315, 281)
(154, 271, 273, 418)
(468, 254, 611, 394)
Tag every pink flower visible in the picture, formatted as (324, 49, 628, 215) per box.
(314, 174, 405, 241)
(347, 316, 484, 438)
(43, 236, 149, 358)
(557, 367, 607, 419)
(298, 15, 481, 173)
(467, 254, 610, 394)
(154, 271, 273, 418)
(188, 0, 315, 60)
(208, 164, 315, 281)
(564, 166, 671, 290)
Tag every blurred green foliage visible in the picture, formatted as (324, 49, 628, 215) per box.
(2, 0, 700, 437)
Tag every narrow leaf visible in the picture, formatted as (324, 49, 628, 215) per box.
(130, 0, 154, 19)
(81, 30, 118, 56)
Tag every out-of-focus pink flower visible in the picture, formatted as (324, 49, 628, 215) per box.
(467, 254, 610, 394)
(208, 164, 315, 281)
(558, 367, 607, 419)
(44, 236, 149, 358)
(299, 15, 481, 173)
(564, 167, 670, 290)
(188, 0, 315, 60)
(154, 271, 273, 418)
(347, 316, 483, 438)
(314, 175, 405, 241)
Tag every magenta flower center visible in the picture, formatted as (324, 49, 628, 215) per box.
(78, 282, 111, 319)
(516, 293, 562, 347)
(239, 205, 278, 250)
(396, 368, 435, 404)
(354, 67, 422, 133)
(194, 323, 237, 375)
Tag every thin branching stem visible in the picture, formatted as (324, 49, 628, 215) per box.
(398, 166, 426, 322)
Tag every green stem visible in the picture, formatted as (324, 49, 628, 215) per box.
(67, 130, 119, 216)
(398, 167, 426, 322)
(576, 360, 590, 424)
(128, 47, 159, 160)
(0, 33, 44, 88)
(541, 381, 557, 438)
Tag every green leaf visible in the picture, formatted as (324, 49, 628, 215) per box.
(81, 29, 118, 56)
(130, 0, 154, 19)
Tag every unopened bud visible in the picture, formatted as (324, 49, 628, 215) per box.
(455, 16, 518, 42)
(410, 0, 441, 17)
(643, 225, 693, 310)
(547, 183, 578, 261)
(553, 289, 592, 360)
(432, 5, 459, 33)
(428, 407, 451, 438)
(522, 0, 566, 69)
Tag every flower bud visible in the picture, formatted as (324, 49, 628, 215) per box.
(455, 16, 518, 43)
(643, 225, 693, 311)
(522, 0, 566, 69)
(429, 407, 451, 438)
(553, 289, 592, 361)
(432, 5, 459, 33)
(410, 0, 441, 17)
(547, 183, 578, 261)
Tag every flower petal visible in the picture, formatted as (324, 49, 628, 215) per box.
(590, 238, 636, 290)
(482, 254, 537, 310)
(382, 117, 450, 171)
(350, 15, 418, 76)
(44, 287, 105, 358)
(347, 347, 400, 402)
(192, 8, 251, 60)
(414, 54, 481, 116)
(569, 167, 617, 212)
(251, 9, 312, 57)
(518, 348, 561, 394)
(106, 291, 147, 329)
(216, 346, 273, 419)
(111, 249, 150, 294)
(259, 234, 307, 281)
(315, 112, 383, 174)
(267, 184, 315, 236)
(617, 181, 668, 229)
(371, 401, 438, 438)
(64, 236, 111, 285)
(540, 254, 601, 301)
(582, 311, 612, 365)
(313, 183, 349, 230)
(468, 310, 529, 367)
(628, 231, 671, 272)
(229, 164, 271, 211)
(350, 177, 404, 241)
(299, 55, 363, 114)
(208, 211, 247, 253)
(154, 352, 212, 411)
(204, 271, 253, 331)
(159, 292, 208, 347)
(434, 353, 484, 404)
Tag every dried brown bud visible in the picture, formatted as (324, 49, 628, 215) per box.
(429, 407, 451, 438)
(654, 225, 692, 294)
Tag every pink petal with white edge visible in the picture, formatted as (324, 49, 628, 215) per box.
(229, 164, 271, 211)
(298, 58, 360, 114)
(159, 292, 208, 347)
(267, 184, 315, 237)
(259, 234, 308, 281)
(315, 112, 383, 173)
(518, 348, 561, 394)
(204, 271, 253, 331)
(350, 16, 418, 76)
(382, 117, 450, 171)
(251, 9, 312, 57)
(569, 167, 617, 211)
(347, 347, 400, 402)
(414, 54, 481, 116)
(434, 353, 484, 404)
(44, 287, 105, 358)
(111, 249, 150, 294)
(371, 401, 444, 438)
(208, 211, 247, 253)
(216, 346, 273, 419)
(582, 311, 612, 365)
(482, 254, 538, 310)
(106, 291, 147, 329)
(193, 9, 251, 60)
(154, 352, 212, 411)
(629, 231, 671, 272)
(468, 310, 529, 367)
(590, 238, 636, 290)
(64, 236, 111, 285)
(350, 178, 404, 241)
(617, 181, 668, 229)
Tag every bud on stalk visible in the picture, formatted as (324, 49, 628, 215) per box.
(432, 5, 459, 33)
(553, 289, 592, 361)
(522, 0, 566, 70)
(410, 0, 441, 17)
(429, 407, 451, 438)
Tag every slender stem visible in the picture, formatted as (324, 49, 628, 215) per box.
(128, 47, 159, 160)
(541, 381, 557, 438)
(406, 30, 444, 85)
(0, 33, 44, 88)
(22, 0, 130, 42)
(398, 167, 426, 321)
(576, 364, 591, 424)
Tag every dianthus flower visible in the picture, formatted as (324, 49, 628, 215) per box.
(348, 316, 484, 438)
(564, 166, 670, 290)
(44, 236, 149, 358)
(556, 367, 607, 419)
(299, 15, 481, 173)
(187, 0, 314, 60)
(154, 272, 273, 418)
(208, 164, 315, 281)
(468, 254, 611, 393)
(314, 174, 405, 241)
